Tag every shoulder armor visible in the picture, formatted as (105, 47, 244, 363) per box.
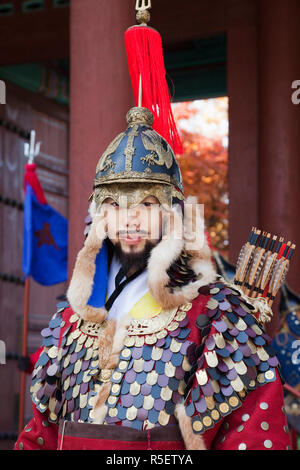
(185, 281, 280, 435)
(272, 332, 300, 387)
(30, 306, 102, 424)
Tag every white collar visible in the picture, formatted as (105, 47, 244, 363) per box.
(106, 255, 149, 322)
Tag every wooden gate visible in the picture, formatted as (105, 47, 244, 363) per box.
(0, 81, 69, 449)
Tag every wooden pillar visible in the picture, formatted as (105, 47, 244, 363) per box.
(227, 25, 259, 265)
(68, 0, 135, 273)
(228, 3, 300, 336)
(258, 0, 300, 333)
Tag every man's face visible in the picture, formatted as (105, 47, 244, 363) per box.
(103, 195, 162, 256)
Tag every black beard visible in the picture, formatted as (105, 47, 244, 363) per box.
(113, 240, 157, 275)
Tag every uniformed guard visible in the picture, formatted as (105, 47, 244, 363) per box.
(15, 1, 293, 451)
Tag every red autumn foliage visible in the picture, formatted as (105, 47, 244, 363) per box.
(172, 100, 229, 253)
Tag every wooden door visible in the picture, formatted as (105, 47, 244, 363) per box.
(0, 81, 69, 449)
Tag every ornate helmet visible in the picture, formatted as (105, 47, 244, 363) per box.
(93, 106, 184, 209)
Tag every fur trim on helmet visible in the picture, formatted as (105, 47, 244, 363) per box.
(67, 211, 108, 323)
(147, 196, 216, 309)
(68, 196, 216, 321)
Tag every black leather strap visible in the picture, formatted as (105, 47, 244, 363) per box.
(105, 266, 145, 311)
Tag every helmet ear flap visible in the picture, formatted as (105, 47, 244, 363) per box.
(172, 197, 184, 213)
(67, 214, 108, 322)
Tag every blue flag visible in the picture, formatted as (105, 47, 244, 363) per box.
(22, 185, 68, 285)
(87, 242, 108, 308)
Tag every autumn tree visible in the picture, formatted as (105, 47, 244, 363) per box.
(172, 99, 229, 253)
